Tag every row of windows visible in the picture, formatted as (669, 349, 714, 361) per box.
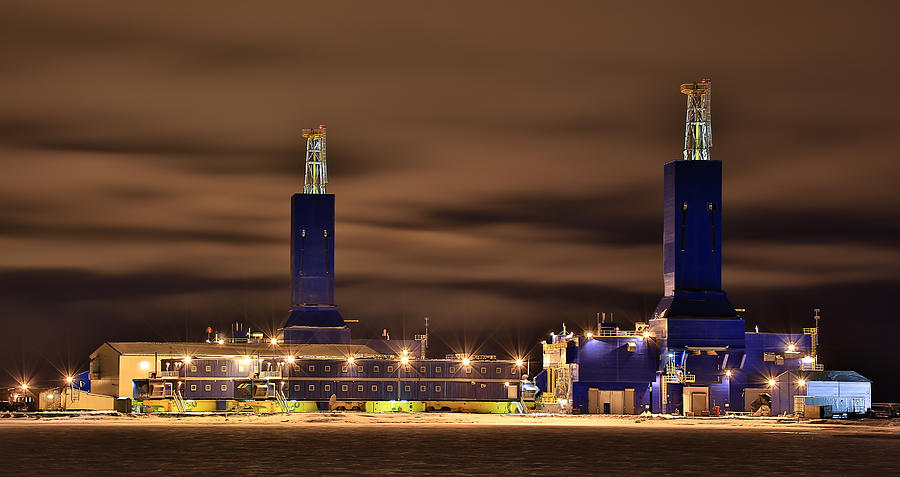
(189, 365, 252, 373)
(189, 384, 228, 392)
(293, 384, 442, 393)
(326, 365, 515, 374)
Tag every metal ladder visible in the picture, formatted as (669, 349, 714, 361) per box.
(275, 389, 290, 413)
(173, 389, 187, 413)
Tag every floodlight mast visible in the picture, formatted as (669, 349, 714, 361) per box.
(302, 124, 328, 194)
(681, 79, 712, 161)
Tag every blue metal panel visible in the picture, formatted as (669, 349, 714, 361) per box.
(73, 370, 91, 392)
(290, 194, 335, 306)
(576, 337, 658, 383)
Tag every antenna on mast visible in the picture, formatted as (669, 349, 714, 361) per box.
(301, 124, 327, 194)
(680, 79, 712, 161)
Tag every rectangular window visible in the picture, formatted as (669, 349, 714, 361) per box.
(371, 385, 377, 392)
(191, 366, 198, 372)
(324, 384, 331, 392)
(435, 367, 442, 373)
(221, 366, 227, 372)
(466, 367, 472, 374)
(357, 366, 364, 373)
(387, 366, 394, 373)
(205, 365, 212, 372)
(324, 365, 331, 372)
(387, 385, 393, 392)
(404, 385, 411, 392)
(294, 385, 301, 391)
(480, 366, 486, 374)
(449, 367, 456, 373)
(309, 385, 315, 392)
(510, 367, 516, 374)
(420, 366, 426, 373)
(420, 385, 426, 392)
(373, 365, 380, 372)
(341, 365, 348, 373)
(435, 385, 442, 392)
(496, 367, 501, 374)
(308, 365, 315, 372)
(221, 384, 227, 391)
(342, 385, 348, 392)
(357, 385, 364, 392)
(204, 384, 211, 391)
(190, 384, 197, 391)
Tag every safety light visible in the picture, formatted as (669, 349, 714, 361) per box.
(515, 359, 524, 367)
(402, 349, 409, 355)
(218, 339, 225, 345)
(768, 379, 776, 387)
(347, 356, 355, 364)
(400, 356, 409, 365)
(285, 356, 295, 364)
(21, 383, 28, 391)
(270, 338, 278, 345)
(139, 361, 151, 370)
(725, 370, 732, 377)
(47, 394, 54, 400)
(797, 378, 807, 387)
(643, 331, 651, 339)
(585, 332, 593, 338)
(461, 358, 471, 366)
(183, 357, 192, 364)
(65, 376, 74, 384)
(787, 344, 796, 352)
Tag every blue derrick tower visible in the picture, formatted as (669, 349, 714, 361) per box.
(282, 125, 350, 344)
(650, 80, 746, 414)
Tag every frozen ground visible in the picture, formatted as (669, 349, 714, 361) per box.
(3, 413, 899, 475)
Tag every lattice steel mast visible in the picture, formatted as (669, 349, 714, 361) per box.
(301, 124, 328, 193)
(680, 79, 712, 161)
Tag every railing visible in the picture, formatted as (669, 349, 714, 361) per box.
(260, 370, 282, 379)
(160, 371, 179, 378)
(803, 328, 818, 334)
(597, 330, 642, 337)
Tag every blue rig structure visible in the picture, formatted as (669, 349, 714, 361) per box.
(40, 82, 870, 416)
(532, 80, 859, 416)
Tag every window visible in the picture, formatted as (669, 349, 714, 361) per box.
(387, 366, 394, 373)
(373, 365, 380, 373)
(324, 384, 331, 392)
(191, 366, 197, 372)
(510, 367, 517, 374)
(480, 366, 486, 374)
(341, 365, 348, 373)
(496, 367, 501, 374)
(309, 365, 315, 372)
(221, 366, 227, 372)
(342, 385, 348, 392)
(435, 366, 442, 373)
(480, 383, 486, 388)
(324, 365, 331, 372)
(450, 367, 456, 373)
(420, 366, 426, 373)
(309, 385, 315, 392)
(357, 366, 364, 373)
(294, 385, 301, 391)
(466, 366, 472, 374)
(435, 385, 442, 393)
(420, 385, 426, 392)
(404, 385, 411, 392)
(371, 385, 377, 392)
(205, 365, 212, 372)
(205, 384, 211, 391)
(221, 384, 227, 391)
(190, 384, 197, 391)
(357, 385, 364, 392)
(387, 385, 393, 392)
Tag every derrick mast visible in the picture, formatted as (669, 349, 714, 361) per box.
(681, 79, 712, 161)
(302, 124, 328, 194)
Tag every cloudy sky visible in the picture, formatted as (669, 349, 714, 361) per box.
(2, 2, 899, 396)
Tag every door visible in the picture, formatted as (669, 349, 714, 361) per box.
(588, 388, 600, 414)
(610, 391, 624, 414)
(691, 392, 708, 414)
(624, 388, 635, 414)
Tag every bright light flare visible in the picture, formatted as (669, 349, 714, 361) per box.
(461, 358, 470, 366)
(347, 356, 355, 364)
(400, 356, 409, 365)
(585, 332, 593, 338)
(768, 379, 776, 387)
(285, 356, 295, 364)
(139, 361, 151, 370)
(515, 359, 524, 367)
(65, 376, 74, 384)
(270, 338, 278, 345)
(643, 331, 651, 339)
(725, 370, 732, 377)
(797, 378, 807, 387)
(787, 343, 796, 352)
(217, 339, 225, 345)
(47, 394, 54, 400)
(183, 357, 192, 364)
(402, 349, 409, 355)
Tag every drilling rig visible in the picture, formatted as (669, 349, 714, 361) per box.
(302, 124, 327, 194)
(681, 79, 712, 161)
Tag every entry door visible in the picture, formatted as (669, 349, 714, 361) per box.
(610, 391, 624, 414)
(588, 388, 600, 414)
(624, 388, 635, 414)
(691, 392, 708, 414)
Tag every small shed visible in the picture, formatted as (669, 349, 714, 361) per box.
(771, 370, 871, 416)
